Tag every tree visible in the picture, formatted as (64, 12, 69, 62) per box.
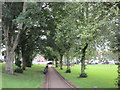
(2, 2, 45, 74)
(57, 2, 119, 77)
(75, 2, 118, 78)
(98, 2, 120, 87)
(15, 2, 54, 70)
(102, 3, 119, 88)
(55, 17, 76, 72)
(48, 2, 68, 70)
(2, 2, 24, 74)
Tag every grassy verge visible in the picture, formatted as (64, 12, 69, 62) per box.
(0, 63, 45, 88)
(56, 64, 118, 88)
(0, 63, 1, 89)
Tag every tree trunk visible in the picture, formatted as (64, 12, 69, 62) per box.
(26, 56, 32, 67)
(3, 22, 21, 74)
(81, 57, 85, 73)
(60, 54, 63, 70)
(5, 51, 14, 74)
(55, 60, 58, 68)
(21, 40, 26, 70)
(21, 46, 26, 70)
(3, 2, 26, 75)
(22, 56, 26, 70)
(3, 24, 14, 74)
(79, 43, 88, 78)
(66, 55, 71, 73)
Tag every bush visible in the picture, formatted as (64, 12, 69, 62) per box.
(14, 68, 23, 73)
(26, 64, 32, 67)
(26, 60, 32, 67)
(65, 69, 71, 73)
(15, 60, 21, 67)
(115, 63, 119, 65)
(79, 73, 88, 78)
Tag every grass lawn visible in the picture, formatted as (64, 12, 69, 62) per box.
(0, 63, 45, 88)
(56, 64, 118, 88)
(0, 64, 1, 89)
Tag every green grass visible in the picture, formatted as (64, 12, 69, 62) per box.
(0, 64, 2, 89)
(0, 63, 45, 88)
(56, 64, 118, 88)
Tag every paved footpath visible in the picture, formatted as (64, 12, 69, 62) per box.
(43, 65, 73, 88)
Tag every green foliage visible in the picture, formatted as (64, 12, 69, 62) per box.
(15, 60, 21, 68)
(14, 68, 23, 73)
(13, 2, 42, 27)
(80, 73, 88, 78)
(2, 2, 23, 23)
(65, 69, 71, 73)
(26, 59, 32, 67)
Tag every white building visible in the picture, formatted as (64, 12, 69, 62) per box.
(32, 54, 48, 65)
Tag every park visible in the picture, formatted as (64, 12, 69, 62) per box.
(0, 1, 120, 89)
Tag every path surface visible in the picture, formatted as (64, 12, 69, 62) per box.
(44, 65, 74, 88)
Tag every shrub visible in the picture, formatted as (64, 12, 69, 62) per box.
(80, 73, 88, 78)
(14, 68, 23, 73)
(26, 64, 32, 67)
(15, 60, 21, 67)
(26, 60, 32, 67)
(65, 69, 71, 73)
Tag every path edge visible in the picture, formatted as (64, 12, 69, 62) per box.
(41, 72, 49, 89)
(52, 67, 79, 88)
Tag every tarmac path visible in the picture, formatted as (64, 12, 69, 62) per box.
(43, 65, 75, 89)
